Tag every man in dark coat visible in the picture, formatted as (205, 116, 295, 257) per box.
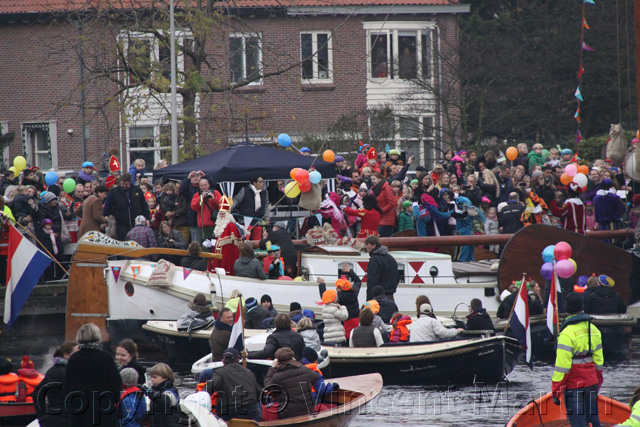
(364, 235, 399, 300)
(248, 314, 305, 360)
(371, 286, 398, 324)
(209, 308, 234, 362)
(465, 298, 494, 331)
(232, 176, 269, 240)
(244, 297, 271, 329)
(103, 173, 150, 241)
(497, 283, 544, 319)
(584, 275, 626, 314)
(318, 265, 362, 320)
(495, 165, 514, 204)
(498, 192, 525, 234)
(211, 348, 262, 422)
(179, 170, 205, 243)
(259, 222, 297, 276)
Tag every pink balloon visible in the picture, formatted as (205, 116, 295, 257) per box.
(573, 173, 588, 188)
(565, 163, 578, 177)
(554, 241, 572, 260)
(556, 259, 575, 278)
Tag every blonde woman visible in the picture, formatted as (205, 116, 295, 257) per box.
(479, 168, 499, 205)
(128, 158, 146, 185)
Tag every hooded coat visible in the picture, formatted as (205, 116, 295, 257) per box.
(322, 302, 348, 342)
(365, 245, 399, 299)
(584, 286, 626, 314)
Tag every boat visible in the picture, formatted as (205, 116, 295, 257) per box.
(223, 373, 382, 427)
(505, 391, 631, 426)
(495, 313, 635, 361)
(322, 334, 522, 386)
(499, 224, 640, 322)
(0, 402, 37, 427)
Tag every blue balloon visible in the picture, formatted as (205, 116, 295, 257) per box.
(45, 171, 58, 186)
(542, 245, 555, 263)
(277, 133, 292, 147)
(309, 170, 322, 184)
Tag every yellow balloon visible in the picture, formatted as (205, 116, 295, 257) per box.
(569, 258, 577, 273)
(293, 276, 303, 281)
(284, 181, 300, 198)
(13, 156, 26, 172)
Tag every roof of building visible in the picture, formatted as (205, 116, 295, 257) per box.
(0, 0, 460, 15)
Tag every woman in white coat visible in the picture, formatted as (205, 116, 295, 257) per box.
(319, 290, 348, 344)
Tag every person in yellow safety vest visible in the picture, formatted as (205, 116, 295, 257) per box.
(0, 357, 19, 403)
(614, 387, 640, 427)
(551, 292, 604, 427)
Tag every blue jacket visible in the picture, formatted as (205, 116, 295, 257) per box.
(119, 387, 146, 427)
(412, 200, 451, 237)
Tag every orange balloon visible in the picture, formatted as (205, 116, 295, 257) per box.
(578, 165, 589, 175)
(323, 150, 335, 163)
(290, 168, 300, 180)
(506, 147, 518, 162)
(560, 173, 572, 185)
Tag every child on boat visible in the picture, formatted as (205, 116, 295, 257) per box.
(147, 363, 180, 426)
(318, 290, 348, 344)
(296, 318, 321, 352)
(119, 368, 146, 427)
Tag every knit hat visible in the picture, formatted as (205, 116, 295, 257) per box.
(601, 178, 613, 187)
(371, 286, 385, 297)
(222, 348, 241, 361)
(364, 300, 380, 314)
(81, 161, 96, 170)
(42, 192, 58, 204)
(320, 289, 337, 305)
(389, 149, 401, 156)
(561, 148, 573, 156)
(481, 196, 491, 204)
(359, 183, 368, 192)
(334, 156, 345, 163)
(402, 201, 412, 208)
(410, 179, 418, 187)
(245, 297, 258, 309)
(300, 147, 311, 153)
(275, 347, 295, 363)
(419, 303, 433, 315)
(20, 356, 34, 370)
(335, 277, 352, 291)
(564, 292, 583, 314)
(290, 302, 302, 312)
(532, 170, 544, 180)
(120, 367, 139, 387)
(261, 294, 273, 305)
(0, 357, 12, 376)
(274, 221, 287, 230)
(597, 275, 615, 287)
(301, 347, 318, 363)
(40, 219, 53, 227)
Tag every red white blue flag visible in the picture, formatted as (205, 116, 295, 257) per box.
(228, 299, 244, 351)
(3, 224, 53, 328)
(547, 264, 559, 336)
(509, 278, 532, 368)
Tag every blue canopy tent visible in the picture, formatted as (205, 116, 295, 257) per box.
(152, 142, 337, 195)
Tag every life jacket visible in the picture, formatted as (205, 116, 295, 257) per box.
(0, 373, 19, 402)
(304, 363, 322, 393)
(573, 285, 587, 293)
(19, 373, 44, 402)
(390, 315, 412, 343)
(195, 382, 218, 414)
(121, 385, 142, 401)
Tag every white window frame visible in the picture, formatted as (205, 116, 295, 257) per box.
(300, 31, 333, 83)
(0, 121, 8, 165)
(118, 31, 188, 87)
(126, 125, 171, 173)
(22, 121, 58, 170)
(229, 32, 263, 85)
(364, 22, 435, 82)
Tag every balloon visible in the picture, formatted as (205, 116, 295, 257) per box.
(295, 168, 310, 183)
(573, 173, 588, 188)
(278, 276, 293, 281)
(542, 149, 550, 159)
(8, 166, 16, 174)
(560, 173, 572, 185)
(290, 168, 300, 180)
(554, 241, 572, 261)
(309, 170, 322, 184)
(556, 259, 575, 278)
(284, 181, 300, 198)
(542, 245, 556, 263)
(578, 165, 589, 175)
(293, 276, 303, 281)
(277, 133, 292, 147)
(299, 180, 312, 192)
(564, 164, 578, 177)
(13, 156, 26, 172)
(323, 150, 335, 163)
(45, 171, 58, 186)
(569, 258, 577, 273)
(63, 178, 77, 194)
(540, 262, 554, 281)
(506, 147, 518, 161)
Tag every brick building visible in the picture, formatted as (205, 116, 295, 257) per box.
(0, 0, 468, 174)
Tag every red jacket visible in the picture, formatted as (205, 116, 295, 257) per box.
(375, 182, 397, 226)
(549, 198, 585, 234)
(344, 207, 380, 238)
(190, 190, 222, 228)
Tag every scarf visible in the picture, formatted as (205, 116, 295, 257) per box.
(43, 227, 58, 255)
(78, 170, 96, 182)
(249, 184, 262, 211)
(371, 180, 384, 196)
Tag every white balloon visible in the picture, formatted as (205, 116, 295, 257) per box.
(573, 172, 588, 188)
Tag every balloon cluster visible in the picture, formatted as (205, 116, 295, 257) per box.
(540, 241, 577, 280)
(560, 163, 589, 189)
(285, 167, 322, 198)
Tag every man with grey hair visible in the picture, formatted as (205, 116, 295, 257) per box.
(125, 215, 156, 248)
(498, 192, 525, 234)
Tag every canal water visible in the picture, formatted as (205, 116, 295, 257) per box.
(12, 336, 640, 426)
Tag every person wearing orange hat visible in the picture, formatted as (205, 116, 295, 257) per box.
(364, 300, 392, 341)
(317, 263, 362, 338)
(318, 289, 348, 344)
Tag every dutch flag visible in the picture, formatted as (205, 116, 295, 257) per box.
(3, 224, 53, 328)
(509, 279, 532, 369)
(547, 263, 559, 336)
(228, 299, 244, 352)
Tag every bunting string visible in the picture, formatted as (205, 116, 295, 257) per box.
(575, 0, 595, 147)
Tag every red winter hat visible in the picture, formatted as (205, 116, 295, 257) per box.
(632, 194, 640, 206)
(21, 355, 34, 370)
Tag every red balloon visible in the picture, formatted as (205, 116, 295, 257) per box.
(299, 180, 312, 192)
(554, 241, 572, 261)
(295, 169, 310, 183)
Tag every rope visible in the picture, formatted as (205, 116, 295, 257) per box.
(615, 0, 622, 123)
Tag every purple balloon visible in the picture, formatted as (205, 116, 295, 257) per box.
(540, 262, 554, 281)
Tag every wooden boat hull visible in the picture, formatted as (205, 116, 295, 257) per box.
(225, 373, 383, 427)
(0, 402, 37, 427)
(505, 391, 631, 427)
(323, 335, 522, 386)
